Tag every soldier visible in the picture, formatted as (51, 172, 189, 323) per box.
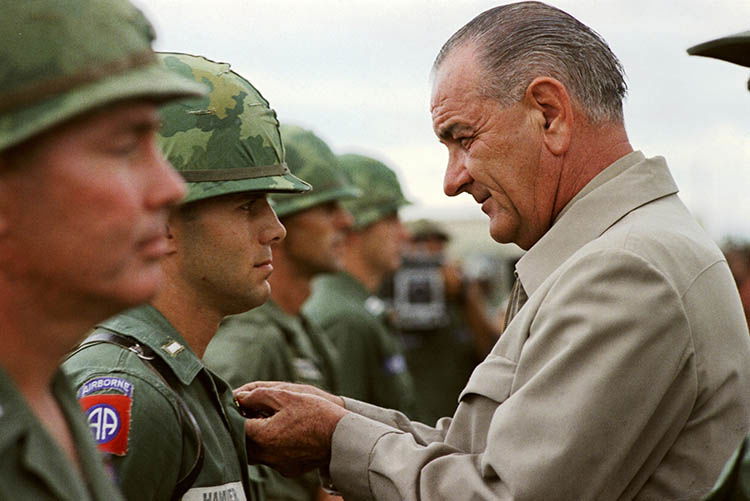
(393, 219, 499, 425)
(688, 30, 750, 501)
(62, 53, 310, 501)
(0, 1, 203, 498)
(303, 153, 417, 416)
(205, 125, 358, 501)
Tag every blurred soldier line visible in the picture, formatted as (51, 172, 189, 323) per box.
(723, 239, 750, 328)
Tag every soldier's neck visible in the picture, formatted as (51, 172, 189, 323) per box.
(342, 247, 385, 293)
(150, 282, 223, 359)
(268, 252, 312, 316)
(344, 261, 384, 294)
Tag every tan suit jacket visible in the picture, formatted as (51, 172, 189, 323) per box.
(328, 152, 750, 500)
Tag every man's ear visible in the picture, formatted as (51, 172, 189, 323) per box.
(524, 77, 573, 156)
(163, 221, 179, 255)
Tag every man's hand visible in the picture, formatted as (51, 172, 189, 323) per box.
(235, 387, 349, 477)
(234, 381, 345, 407)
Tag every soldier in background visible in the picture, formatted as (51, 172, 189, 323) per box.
(393, 219, 499, 425)
(205, 125, 359, 501)
(63, 53, 310, 501)
(0, 1, 203, 498)
(688, 29, 750, 500)
(303, 154, 418, 416)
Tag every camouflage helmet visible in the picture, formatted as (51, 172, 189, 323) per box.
(337, 153, 410, 230)
(688, 31, 750, 68)
(270, 125, 360, 218)
(0, 0, 205, 152)
(157, 53, 311, 204)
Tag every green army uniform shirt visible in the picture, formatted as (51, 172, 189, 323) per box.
(0, 368, 125, 501)
(401, 302, 478, 426)
(62, 305, 265, 501)
(304, 271, 417, 416)
(206, 301, 339, 392)
(205, 300, 340, 501)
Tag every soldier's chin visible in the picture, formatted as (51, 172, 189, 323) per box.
(90, 267, 164, 321)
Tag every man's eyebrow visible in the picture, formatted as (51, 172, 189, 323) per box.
(114, 114, 162, 135)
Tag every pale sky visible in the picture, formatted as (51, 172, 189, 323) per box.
(137, 0, 750, 243)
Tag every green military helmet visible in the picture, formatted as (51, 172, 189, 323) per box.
(688, 30, 750, 68)
(157, 53, 311, 203)
(408, 219, 450, 243)
(337, 153, 410, 229)
(0, 0, 205, 152)
(270, 125, 361, 218)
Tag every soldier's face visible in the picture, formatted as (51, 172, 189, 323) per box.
(359, 213, 408, 275)
(0, 101, 186, 315)
(431, 44, 555, 250)
(168, 193, 285, 315)
(280, 201, 353, 276)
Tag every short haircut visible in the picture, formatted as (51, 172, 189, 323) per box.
(433, 1, 627, 124)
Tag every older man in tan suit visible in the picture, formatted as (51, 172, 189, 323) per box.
(234, 3, 750, 500)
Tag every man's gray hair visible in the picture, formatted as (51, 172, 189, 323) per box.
(434, 1, 627, 124)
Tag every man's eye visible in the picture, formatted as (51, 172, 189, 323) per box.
(459, 137, 473, 148)
(240, 198, 264, 211)
(105, 138, 139, 156)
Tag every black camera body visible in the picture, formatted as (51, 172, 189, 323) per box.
(392, 252, 450, 331)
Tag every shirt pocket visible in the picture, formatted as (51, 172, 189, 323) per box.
(458, 353, 517, 404)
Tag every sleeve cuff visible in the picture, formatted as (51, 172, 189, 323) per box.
(329, 411, 402, 501)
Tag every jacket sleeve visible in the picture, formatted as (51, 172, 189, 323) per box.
(63, 352, 186, 501)
(328, 249, 695, 500)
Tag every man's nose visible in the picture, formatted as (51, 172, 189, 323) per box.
(443, 149, 472, 197)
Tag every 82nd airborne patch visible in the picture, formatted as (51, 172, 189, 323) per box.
(77, 376, 134, 456)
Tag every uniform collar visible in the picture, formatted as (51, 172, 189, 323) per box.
(516, 151, 679, 297)
(0, 367, 32, 452)
(98, 305, 203, 386)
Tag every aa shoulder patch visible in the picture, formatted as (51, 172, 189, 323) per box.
(77, 376, 133, 456)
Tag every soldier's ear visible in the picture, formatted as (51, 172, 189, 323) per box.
(524, 77, 572, 156)
(163, 221, 178, 254)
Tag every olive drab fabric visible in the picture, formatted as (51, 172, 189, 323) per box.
(0, 369, 125, 501)
(337, 153, 410, 229)
(157, 53, 311, 203)
(62, 306, 264, 501)
(0, 0, 205, 152)
(270, 125, 360, 218)
(206, 301, 340, 393)
(304, 272, 417, 416)
(205, 301, 341, 501)
(688, 30, 750, 68)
